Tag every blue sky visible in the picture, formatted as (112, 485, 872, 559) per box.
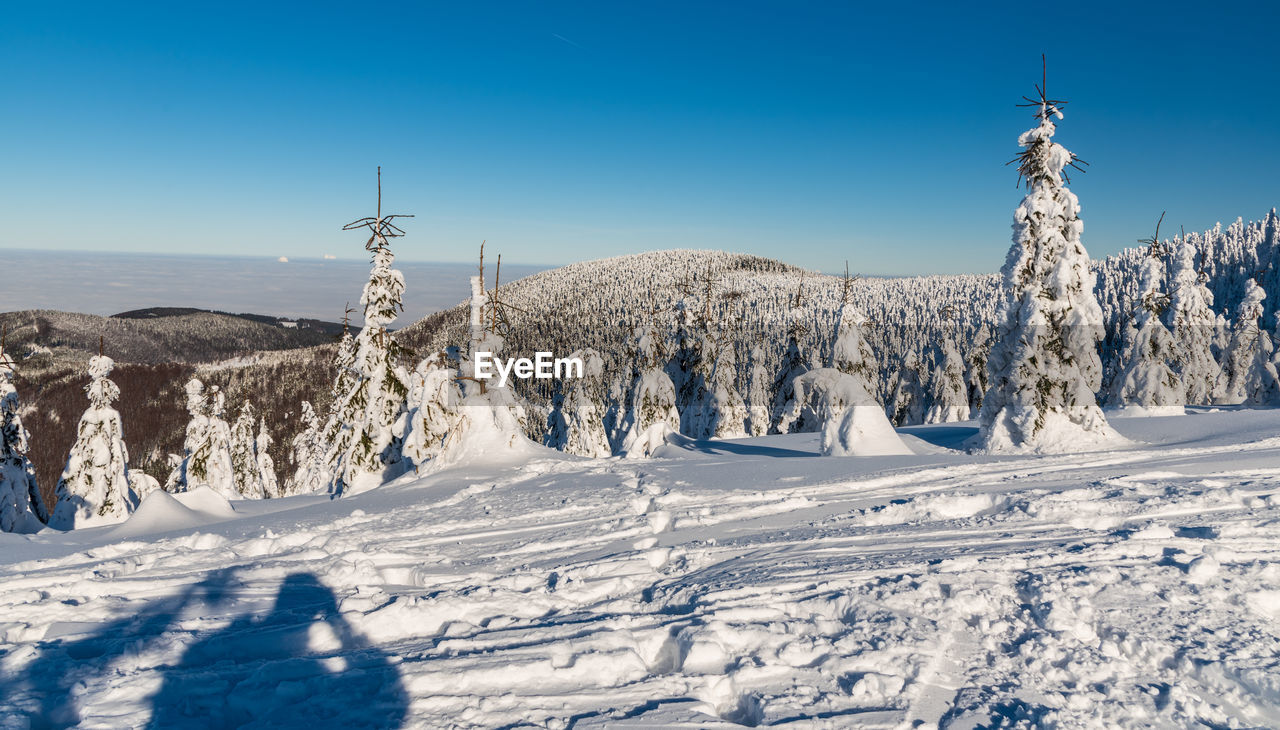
(1, 1, 1276, 274)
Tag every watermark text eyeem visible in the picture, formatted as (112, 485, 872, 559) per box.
(474, 352, 583, 388)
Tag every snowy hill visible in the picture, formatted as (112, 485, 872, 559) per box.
(399, 249, 1001, 411)
(1, 407, 1278, 726)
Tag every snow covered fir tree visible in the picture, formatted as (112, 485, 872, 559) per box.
(1106, 217, 1185, 415)
(49, 352, 135, 529)
(165, 378, 236, 498)
(319, 168, 413, 494)
(976, 63, 1122, 453)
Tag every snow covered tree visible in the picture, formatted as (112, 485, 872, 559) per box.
(976, 62, 1120, 453)
(925, 338, 971, 423)
(1216, 279, 1279, 404)
(888, 350, 925, 426)
(0, 331, 48, 533)
(50, 354, 135, 529)
(778, 369, 911, 456)
(666, 296, 702, 428)
(1107, 220, 1184, 414)
(432, 248, 535, 468)
(777, 278, 909, 456)
(256, 418, 280, 499)
(744, 344, 771, 436)
(322, 168, 413, 495)
(230, 403, 266, 499)
(401, 352, 461, 467)
(288, 401, 324, 495)
(965, 323, 992, 414)
(829, 267, 877, 386)
(545, 349, 611, 457)
(166, 379, 236, 498)
(689, 333, 748, 440)
(619, 322, 682, 457)
(1167, 240, 1223, 404)
(603, 373, 630, 452)
(771, 285, 813, 433)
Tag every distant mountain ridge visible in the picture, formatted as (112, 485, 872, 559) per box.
(112, 307, 348, 337)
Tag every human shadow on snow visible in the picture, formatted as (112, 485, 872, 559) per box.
(6, 568, 407, 729)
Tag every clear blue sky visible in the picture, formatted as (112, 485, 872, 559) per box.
(1, 1, 1276, 274)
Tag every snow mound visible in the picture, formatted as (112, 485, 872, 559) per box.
(824, 405, 913, 456)
(173, 486, 238, 518)
(973, 409, 1130, 455)
(856, 492, 1003, 526)
(426, 397, 560, 473)
(109, 487, 237, 538)
(622, 422, 681, 458)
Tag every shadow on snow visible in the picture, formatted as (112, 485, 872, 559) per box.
(5, 568, 408, 729)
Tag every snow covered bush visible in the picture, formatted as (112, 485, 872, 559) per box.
(430, 273, 536, 468)
(777, 287, 908, 456)
(401, 352, 462, 468)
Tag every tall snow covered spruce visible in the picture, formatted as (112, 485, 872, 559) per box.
(322, 169, 413, 495)
(0, 332, 48, 533)
(977, 63, 1121, 453)
(50, 354, 135, 529)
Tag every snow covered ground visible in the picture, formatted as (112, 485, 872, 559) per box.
(2, 409, 1279, 728)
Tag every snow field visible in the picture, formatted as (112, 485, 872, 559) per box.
(0, 410, 1278, 727)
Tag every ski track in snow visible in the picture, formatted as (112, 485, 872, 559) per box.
(1, 411, 1280, 728)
